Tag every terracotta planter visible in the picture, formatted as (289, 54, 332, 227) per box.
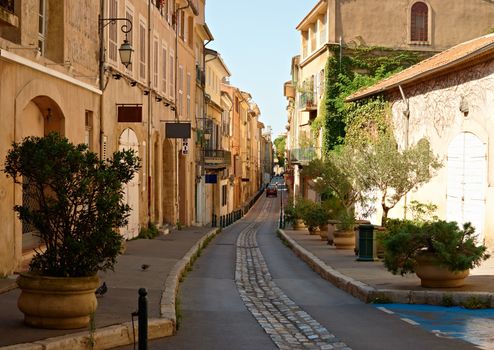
(292, 219, 306, 230)
(415, 253, 469, 288)
(318, 224, 328, 240)
(308, 226, 319, 235)
(333, 229, 355, 250)
(17, 272, 100, 329)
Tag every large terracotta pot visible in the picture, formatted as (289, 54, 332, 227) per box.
(17, 272, 100, 329)
(318, 224, 329, 240)
(292, 219, 306, 230)
(333, 229, 355, 250)
(415, 253, 469, 288)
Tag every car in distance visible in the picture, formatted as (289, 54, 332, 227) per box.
(277, 183, 287, 191)
(266, 184, 277, 197)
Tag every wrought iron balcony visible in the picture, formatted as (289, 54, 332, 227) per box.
(196, 64, 205, 86)
(289, 147, 319, 166)
(299, 92, 316, 111)
(0, 0, 18, 27)
(0, 0, 14, 13)
(203, 149, 232, 170)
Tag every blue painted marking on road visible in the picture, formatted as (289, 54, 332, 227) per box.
(374, 304, 494, 349)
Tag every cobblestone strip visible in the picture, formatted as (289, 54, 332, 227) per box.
(235, 200, 351, 350)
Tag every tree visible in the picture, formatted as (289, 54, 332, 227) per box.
(273, 135, 286, 167)
(349, 135, 442, 224)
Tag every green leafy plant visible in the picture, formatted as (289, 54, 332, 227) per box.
(301, 201, 329, 233)
(382, 219, 490, 276)
(3, 133, 140, 277)
(461, 296, 490, 309)
(283, 197, 311, 225)
(138, 222, 159, 239)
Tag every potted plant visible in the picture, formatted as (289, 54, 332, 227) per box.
(301, 201, 329, 235)
(284, 197, 310, 230)
(4, 133, 140, 329)
(382, 219, 489, 287)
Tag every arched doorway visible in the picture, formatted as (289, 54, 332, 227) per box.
(446, 132, 486, 243)
(21, 98, 64, 251)
(119, 128, 140, 240)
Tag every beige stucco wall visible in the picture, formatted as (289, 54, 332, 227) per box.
(387, 59, 494, 246)
(333, 0, 494, 51)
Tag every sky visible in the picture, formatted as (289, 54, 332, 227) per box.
(205, 0, 318, 139)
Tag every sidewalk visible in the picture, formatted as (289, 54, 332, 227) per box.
(279, 228, 494, 307)
(0, 226, 219, 350)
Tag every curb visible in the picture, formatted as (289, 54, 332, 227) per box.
(277, 229, 494, 307)
(1, 228, 221, 350)
(160, 228, 220, 328)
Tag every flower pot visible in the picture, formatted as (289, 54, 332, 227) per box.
(308, 226, 319, 235)
(17, 272, 100, 329)
(415, 253, 469, 288)
(333, 229, 355, 250)
(318, 224, 329, 240)
(292, 219, 306, 230)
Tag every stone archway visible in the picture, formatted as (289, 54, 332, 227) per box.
(20, 97, 65, 252)
(119, 128, 140, 240)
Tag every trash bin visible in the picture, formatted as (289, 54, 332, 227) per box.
(357, 224, 378, 261)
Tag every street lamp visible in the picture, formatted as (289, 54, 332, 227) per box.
(99, 17, 134, 68)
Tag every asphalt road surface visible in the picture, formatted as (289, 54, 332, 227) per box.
(117, 192, 477, 350)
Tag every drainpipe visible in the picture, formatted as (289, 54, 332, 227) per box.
(398, 84, 410, 219)
(174, 2, 191, 225)
(98, 0, 105, 159)
(147, 0, 152, 226)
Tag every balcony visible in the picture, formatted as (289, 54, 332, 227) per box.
(0, 0, 18, 27)
(203, 149, 232, 170)
(289, 147, 319, 166)
(299, 92, 316, 111)
(196, 64, 205, 86)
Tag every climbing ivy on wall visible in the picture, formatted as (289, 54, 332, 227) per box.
(318, 45, 425, 154)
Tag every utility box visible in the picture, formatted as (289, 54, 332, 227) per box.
(357, 224, 378, 261)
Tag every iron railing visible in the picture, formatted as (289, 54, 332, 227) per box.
(289, 147, 320, 165)
(299, 92, 316, 110)
(0, 0, 14, 13)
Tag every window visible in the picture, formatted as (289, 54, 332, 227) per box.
(319, 14, 327, 46)
(302, 31, 308, 58)
(153, 37, 159, 88)
(85, 111, 93, 151)
(310, 23, 317, 52)
(187, 16, 194, 48)
(38, 0, 46, 55)
(162, 45, 167, 95)
(108, 0, 118, 62)
(411, 2, 428, 42)
(125, 6, 134, 71)
(221, 185, 227, 206)
(169, 52, 174, 98)
(186, 72, 191, 118)
(178, 65, 183, 116)
(139, 21, 146, 80)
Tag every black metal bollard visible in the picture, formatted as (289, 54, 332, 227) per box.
(138, 288, 148, 350)
(212, 214, 216, 227)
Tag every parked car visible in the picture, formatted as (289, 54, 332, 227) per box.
(277, 184, 287, 191)
(266, 184, 277, 197)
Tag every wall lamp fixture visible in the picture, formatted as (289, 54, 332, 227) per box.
(99, 17, 134, 67)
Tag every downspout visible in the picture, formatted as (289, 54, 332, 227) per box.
(174, 2, 191, 225)
(146, 0, 152, 226)
(98, 0, 105, 159)
(398, 84, 410, 219)
(202, 38, 212, 225)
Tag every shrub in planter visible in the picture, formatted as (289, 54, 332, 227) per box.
(284, 197, 311, 229)
(301, 201, 329, 234)
(382, 219, 489, 287)
(4, 133, 140, 328)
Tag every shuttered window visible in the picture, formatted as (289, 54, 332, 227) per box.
(411, 2, 428, 42)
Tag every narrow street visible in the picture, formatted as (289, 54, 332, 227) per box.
(117, 193, 477, 350)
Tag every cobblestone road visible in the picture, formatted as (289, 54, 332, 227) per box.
(235, 200, 351, 350)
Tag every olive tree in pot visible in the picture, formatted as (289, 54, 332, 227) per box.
(4, 133, 140, 329)
(300, 200, 329, 235)
(382, 219, 489, 288)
